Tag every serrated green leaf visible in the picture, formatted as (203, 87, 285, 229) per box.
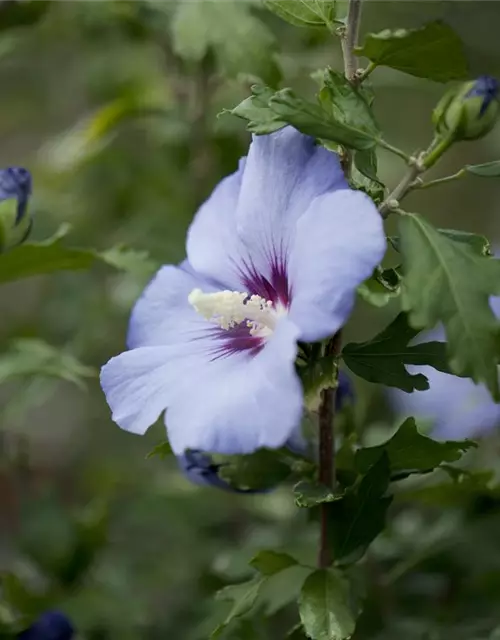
(225, 85, 286, 134)
(357, 266, 400, 307)
(263, 0, 336, 28)
(466, 161, 500, 177)
(268, 88, 376, 150)
(218, 449, 291, 491)
(342, 312, 456, 392)
(437, 229, 491, 255)
(399, 212, 500, 399)
(249, 550, 298, 576)
(293, 480, 344, 508)
(0, 227, 159, 284)
(146, 441, 173, 460)
(171, 2, 281, 85)
(355, 21, 468, 82)
(355, 417, 477, 475)
(327, 454, 392, 563)
(316, 68, 380, 140)
(212, 577, 266, 639)
(0, 339, 95, 389)
(298, 569, 355, 640)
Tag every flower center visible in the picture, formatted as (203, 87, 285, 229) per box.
(188, 288, 284, 338)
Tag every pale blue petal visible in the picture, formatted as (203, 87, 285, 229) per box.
(186, 128, 346, 289)
(127, 263, 218, 349)
(288, 189, 386, 342)
(388, 295, 500, 440)
(388, 366, 500, 440)
(235, 127, 347, 275)
(186, 160, 245, 290)
(166, 318, 303, 455)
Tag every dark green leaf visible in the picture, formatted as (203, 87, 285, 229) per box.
(399, 212, 500, 399)
(269, 88, 377, 150)
(171, 2, 281, 85)
(357, 267, 400, 307)
(225, 85, 286, 134)
(263, 0, 336, 28)
(293, 480, 345, 508)
(400, 468, 494, 507)
(327, 454, 392, 563)
(146, 441, 173, 460)
(342, 312, 454, 392)
(355, 21, 468, 82)
(466, 161, 500, 177)
(212, 577, 266, 639)
(316, 68, 380, 140)
(249, 550, 298, 576)
(298, 569, 355, 640)
(0, 228, 159, 284)
(218, 449, 291, 491)
(355, 417, 477, 475)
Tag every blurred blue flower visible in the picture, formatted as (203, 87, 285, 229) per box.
(17, 611, 74, 640)
(0, 166, 32, 225)
(101, 127, 385, 456)
(337, 370, 354, 410)
(387, 298, 500, 440)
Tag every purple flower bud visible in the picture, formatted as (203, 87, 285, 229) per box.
(433, 76, 499, 141)
(0, 166, 32, 225)
(17, 611, 74, 640)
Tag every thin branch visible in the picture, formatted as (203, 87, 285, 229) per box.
(378, 161, 422, 217)
(414, 168, 467, 190)
(341, 0, 363, 83)
(318, 332, 342, 569)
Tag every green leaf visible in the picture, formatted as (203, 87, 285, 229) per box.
(399, 212, 500, 399)
(212, 577, 266, 639)
(171, 2, 281, 85)
(293, 480, 345, 508)
(342, 312, 456, 392)
(225, 85, 286, 134)
(0, 230, 95, 284)
(437, 229, 491, 255)
(249, 550, 298, 576)
(268, 88, 376, 150)
(0, 227, 159, 284)
(327, 454, 392, 563)
(466, 161, 500, 177)
(146, 441, 173, 460)
(357, 266, 400, 307)
(218, 449, 291, 491)
(0, 339, 95, 389)
(298, 569, 355, 640)
(263, 0, 336, 28)
(315, 68, 380, 140)
(355, 21, 468, 82)
(355, 417, 477, 475)
(352, 148, 385, 203)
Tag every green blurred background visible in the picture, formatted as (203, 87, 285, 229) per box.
(2, 1, 500, 638)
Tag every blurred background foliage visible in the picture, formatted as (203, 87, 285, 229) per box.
(2, 1, 500, 638)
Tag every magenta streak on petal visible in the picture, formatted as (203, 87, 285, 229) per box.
(239, 241, 291, 308)
(204, 323, 264, 360)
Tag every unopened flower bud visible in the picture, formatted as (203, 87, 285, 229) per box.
(0, 166, 32, 251)
(433, 76, 499, 141)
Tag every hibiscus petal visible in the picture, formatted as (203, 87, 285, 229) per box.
(186, 160, 245, 289)
(166, 318, 303, 455)
(186, 128, 346, 290)
(288, 189, 386, 342)
(388, 366, 500, 440)
(127, 263, 217, 349)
